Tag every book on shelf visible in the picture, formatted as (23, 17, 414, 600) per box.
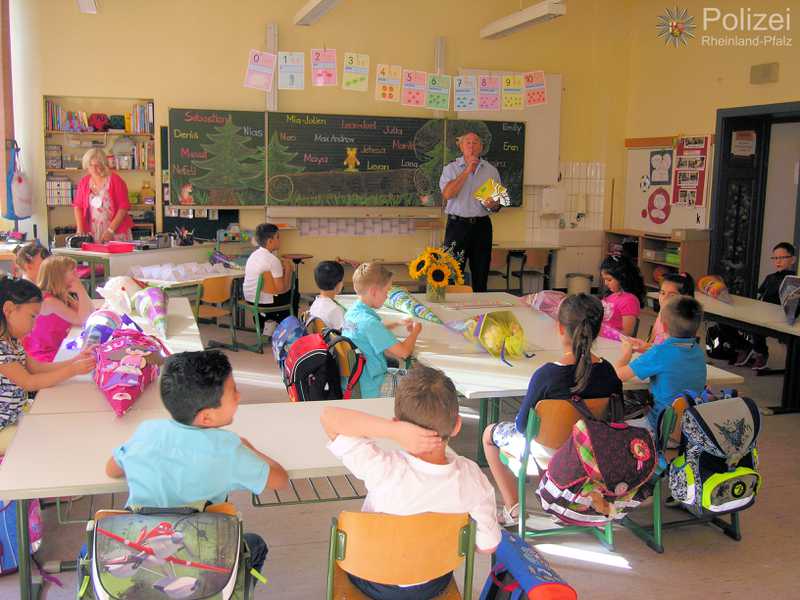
(45, 144, 62, 169)
(45, 99, 154, 133)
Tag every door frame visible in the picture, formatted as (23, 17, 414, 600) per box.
(710, 101, 800, 294)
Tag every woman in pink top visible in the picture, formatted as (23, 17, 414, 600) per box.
(73, 149, 133, 242)
(24, 257, 94, 362)
(600, 255, 644, 337)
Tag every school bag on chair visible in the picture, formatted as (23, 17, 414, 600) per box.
(77, 505, 259, 600)
(668, 395, 761, 517)
(535, 395, 657, 526)
(283, 329, 364, 402)
(5, 144, 33, 221)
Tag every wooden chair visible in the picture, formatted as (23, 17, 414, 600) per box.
(446, 284, 473, 293)
(502, 397, 615, 549)
(234, 274, 296, 353)
(326, 511, 476, 600)
(194, 275, 236, 350)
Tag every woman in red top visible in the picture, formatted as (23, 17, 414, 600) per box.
(73, 149, 134, 242)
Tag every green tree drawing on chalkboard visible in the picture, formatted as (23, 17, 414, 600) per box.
(419, 141, 458, 194)
(191, 116, 259, 202)
(267, 132, 304, 176)
(243, 144, 267, 194)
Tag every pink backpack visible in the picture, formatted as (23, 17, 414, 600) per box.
(94, 330, 170, 416)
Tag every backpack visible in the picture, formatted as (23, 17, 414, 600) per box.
(535, 396, 657, 526)
(283, 329, 364, 402)
(271, 316, 307, 372)
(479, 530, 576, 600)
(705, 324, 745, 361)
(78, 507, 255, 600)
(0, 500, 42, 576)
(668, 395, 761, 518)
(5, 145, 33, 221)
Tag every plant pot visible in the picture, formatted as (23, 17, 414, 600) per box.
(426, 283, 446, 303)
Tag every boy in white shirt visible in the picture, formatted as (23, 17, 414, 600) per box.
(321, 366, 501, 600)
(308, 260, 345, 330)
(242, 223, 294, 335)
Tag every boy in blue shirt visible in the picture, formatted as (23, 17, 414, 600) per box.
(105, 350, 288, 576)
(615, 295, 706, 432)
(342, 262, 422, 397)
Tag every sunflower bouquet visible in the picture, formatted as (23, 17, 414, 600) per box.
(409, 246, 464, 302)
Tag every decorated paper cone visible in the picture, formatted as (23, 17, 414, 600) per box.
(134, 287, 168, 338)
(383, 286, 443, 325)
(447, 310, 526, 365)
(96, 276, 144, 314)
(698, 275, 733, 304)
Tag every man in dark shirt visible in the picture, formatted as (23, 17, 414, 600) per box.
(735, 242, 796, 369)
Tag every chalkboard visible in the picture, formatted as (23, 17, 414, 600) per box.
(266, 112, 445, 207)
(169, 108, 266, 206)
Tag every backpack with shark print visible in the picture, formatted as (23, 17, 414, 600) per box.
(668, 395, 762, 518)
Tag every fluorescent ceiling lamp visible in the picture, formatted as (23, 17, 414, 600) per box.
(294, 0, 341, 26)
(480, 0, 566, 39)
(77, 0, 98, 14)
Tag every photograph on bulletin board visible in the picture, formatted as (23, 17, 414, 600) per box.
(169, 108, 266, 206)
(446, 120, 525, 207)
(266, 112, 445, 207)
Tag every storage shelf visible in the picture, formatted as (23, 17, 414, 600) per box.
(45, 130, 153, 137)
(641, 258, 680, 268)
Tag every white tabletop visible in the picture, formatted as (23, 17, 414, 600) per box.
(0, 398, 395, 501)
(492, 240, 561, 250)
(138, 268, 245, 289)
(647, 291, 800, 337)
(338, 292, 742, 400)
(53, 244, 217, 277)
(34, 297, 204, 415)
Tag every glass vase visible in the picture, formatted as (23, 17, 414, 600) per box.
(425, 282, 446, 303)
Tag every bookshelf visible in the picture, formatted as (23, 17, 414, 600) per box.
(604, 228, 710, 290)
(42, 95, 156, 241)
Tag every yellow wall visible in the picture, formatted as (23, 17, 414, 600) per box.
(11, 1, 798, 287)
(12, 0, 634, 289)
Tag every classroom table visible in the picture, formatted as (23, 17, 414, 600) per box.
(0, 398, 394, 600)
(648, 290, 800, 413)
(53, 243, 217, 292)
(32, 297, 204, 416)
(341, 291, 743, 463)
(137, 267, 245, 306)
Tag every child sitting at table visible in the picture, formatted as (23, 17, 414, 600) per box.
(105, 350, 288, 580)
(615, 295, 706, 433)
(631, 272, 695, 353)
(0, 277, 95, 454)
(342, 262, 421, 398)
(734, 241, 797, 370)
(309, 260, 345, 330)
(242, 223, 295, 337)
(600, 254, 645, 337)
(482, 293, 622, 526)
(321, 366, 501, 600)
(13, 241, 50, 282)
(23, 256, 93, 362)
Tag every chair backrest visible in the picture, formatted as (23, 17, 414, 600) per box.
(201, 276, 233, 304)
(332, 511, 472, 586)
(490, 248, 509, 271)
(447, 284, 473, 293)
(533, 397, 609, 449)
(631, 316, 641, 338)
(331, 338, 361, 398)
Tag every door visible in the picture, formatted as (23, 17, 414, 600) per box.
(709, 116, 770, 297)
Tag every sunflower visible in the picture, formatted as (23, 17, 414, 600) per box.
(443, 255, 465, 285)
(427, 263, 451, 288)
(409, 255, 429, 280)
(424, 246, 444, 263)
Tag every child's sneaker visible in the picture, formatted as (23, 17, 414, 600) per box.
(734, 349, 755, 367)
(751, 352, 768, 370)
(497, 503, 520, 527)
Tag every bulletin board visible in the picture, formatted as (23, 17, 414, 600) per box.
(623, 136, 714, 234)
